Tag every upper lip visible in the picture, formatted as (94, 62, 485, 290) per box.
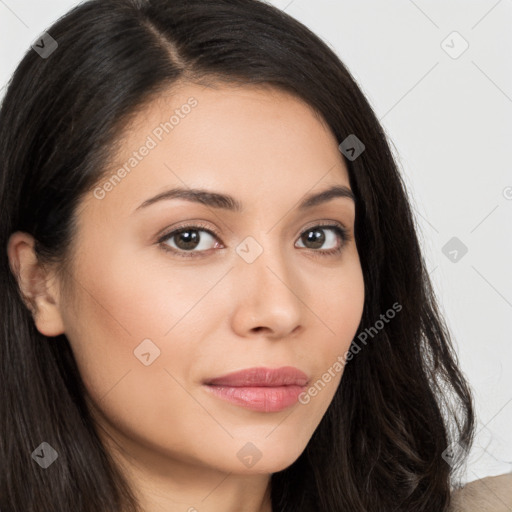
(204, 366, 309, 387)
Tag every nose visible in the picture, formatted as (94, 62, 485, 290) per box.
(229, 240, 305, 340)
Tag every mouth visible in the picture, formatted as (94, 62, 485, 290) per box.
(202, 366, 309, 412)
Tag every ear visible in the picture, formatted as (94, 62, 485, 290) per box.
(7, 231, 65, 337)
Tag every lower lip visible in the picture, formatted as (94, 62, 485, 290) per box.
(203, 384, 306, 412)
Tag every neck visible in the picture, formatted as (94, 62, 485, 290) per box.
(97, 421, 273, 512)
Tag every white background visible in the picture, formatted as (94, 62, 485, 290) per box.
(1, 0, 511, 486)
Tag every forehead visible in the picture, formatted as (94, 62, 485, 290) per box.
(83, 82, 351, 221)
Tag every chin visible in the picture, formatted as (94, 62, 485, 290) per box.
(219, 437, 309, 475)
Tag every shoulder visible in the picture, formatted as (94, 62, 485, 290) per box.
(449, 472, 512, 512)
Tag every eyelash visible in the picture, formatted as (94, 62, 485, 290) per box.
(157, 221, 351, 259)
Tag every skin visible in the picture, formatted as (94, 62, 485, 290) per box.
(8, 83, 365, 512)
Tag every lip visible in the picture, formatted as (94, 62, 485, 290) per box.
(204, 366, 309, 387)
(203, 366, 309, 413)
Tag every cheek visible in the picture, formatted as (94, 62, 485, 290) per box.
(60, 254, 208, 455)
(337, 264, 365, 348)
(299, 257, 364, 406)
(69, 236, 212, 341)
(314, 257, 365, 354)
(61, 241, 222, 408)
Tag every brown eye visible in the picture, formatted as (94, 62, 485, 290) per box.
(295, 225, 348, 254)
(169, 228, 208, 251)
(158, 222, 349, 259)
(159, 223, 221, 258)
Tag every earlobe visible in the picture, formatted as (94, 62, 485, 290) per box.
(6, 231, 65, 337)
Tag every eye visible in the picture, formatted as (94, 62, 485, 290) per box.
(295, 224, 349, 256)
(158, 222, 221, 258)
(157, 222, 350, 259)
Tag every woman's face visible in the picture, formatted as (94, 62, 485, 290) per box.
(53, 83, 365, 475)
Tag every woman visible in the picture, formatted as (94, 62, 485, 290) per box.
(1, 0, 508, 510)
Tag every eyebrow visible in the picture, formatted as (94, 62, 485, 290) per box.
(134, 184, 355, 214)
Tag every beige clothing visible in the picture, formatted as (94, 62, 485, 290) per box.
(450, 473, 512, 511)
